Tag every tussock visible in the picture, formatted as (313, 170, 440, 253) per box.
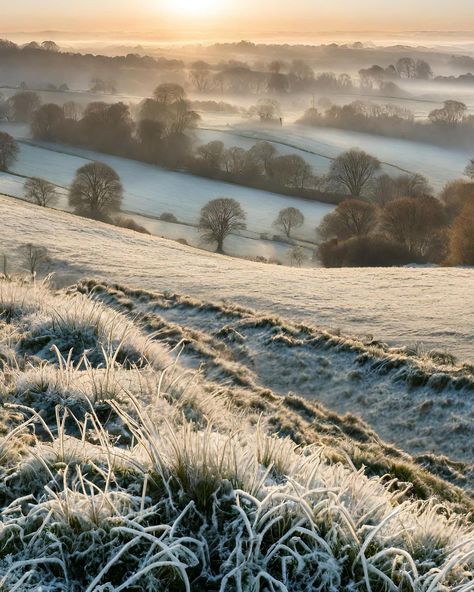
(0, 279, 473, 590)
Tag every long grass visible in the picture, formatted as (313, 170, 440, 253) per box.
(0, 279, 472, 591)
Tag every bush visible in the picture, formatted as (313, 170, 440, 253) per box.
(114, 216, 151, 234)
(159, 212, 179, 223)
(318, 235, 414, 267)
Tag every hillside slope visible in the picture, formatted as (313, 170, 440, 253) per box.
(0, 279, 473, 591)
(1, 195, 473, 361)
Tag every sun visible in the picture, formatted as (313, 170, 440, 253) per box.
(164, 0, 224, 18)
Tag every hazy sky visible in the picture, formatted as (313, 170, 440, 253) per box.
(2, 0, 474, 36)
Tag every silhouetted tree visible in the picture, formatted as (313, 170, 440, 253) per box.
(31, 103, 65, 140)
(8, 91, 41, 122)
(0, 132, 18, 171)
(381, 196, 446, 260)
(223, 146, 247, 176)
(288, 246, 306, 267)
(79, 102, 134, 153)
(318, 199, 377, 240)
(328, 149, 380, 197)
(69, 162, 123, 220)
(154, 83, 185, 104)
(137, 119, 165, 161)
(189, 61, 212, 92)
(196, 141, 225, 173)
(24, 177, 58, 207)
(429, 100, 467, 125)
(199, 198, 246, 253)
(250, 99, 281, 122)
(396, 58, 432, 80)
(270, 155, 311, 189)
(41, 40, 59, 52)
(18, 243, 51, 277)
(273, 207, 305, 238)
(372, 173, 432, 205)
(247, 141, 276, 175)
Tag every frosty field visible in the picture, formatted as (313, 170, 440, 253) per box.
(2, 195, 472, 362)
(0, 277, 472, 591)
(0, 122, 334, 243)
(198, 120, 473, 190)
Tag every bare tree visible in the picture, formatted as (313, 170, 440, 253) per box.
(169, 99, 200, 135)
(199, 198, 246, 253)
(288, 246, 306, 267)
(24, 177, 58, 207)
(247, 141, 276, 175)
(8, 91, 41, 122)
(328, 149, 380, 197)
(18, 243, 51, 277)
(196, 140, 224, 172)
(69, 162, 123, 220)
(372, 173, 432, 205)
(31, 103, 65, 140)
(153, 83, 185, 105)
(381, 196, 446, 259)
(290, 59, 314, 82)
(429, 100, 467, 126)
(250, 99, 281, 122)
(223, 147, 247, 175)
(396, 57, 416, 79)
(270, 155, 312, 189)
(0, 132, 18, 171)
(318, 199, 377, 241)
(189, 61, 212, 92)
(273, 207, 305, 238)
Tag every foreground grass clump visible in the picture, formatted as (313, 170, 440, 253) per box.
(0, 279, 473, 590)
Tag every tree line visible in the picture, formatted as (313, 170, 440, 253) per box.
(0, 87, 344, 204)
(1, 130, 473, 266)
(299, 99, 474, 150)
(316, 157, 474, 267)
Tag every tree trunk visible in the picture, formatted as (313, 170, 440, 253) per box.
(216, 238, 224, 254)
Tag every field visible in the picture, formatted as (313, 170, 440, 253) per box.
(2, 194, 474, 468)
(0, 229, 473, 590)
(197, 118, 473, 191)
(0, 122, 336, 260)
(1, 26, 474, 592)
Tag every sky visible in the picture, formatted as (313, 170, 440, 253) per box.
(2, 0, 474, 39)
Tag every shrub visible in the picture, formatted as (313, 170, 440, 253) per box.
(159, 212, 178, 223)
(114, 216, 151, 234)
(318, 235, 414, 267)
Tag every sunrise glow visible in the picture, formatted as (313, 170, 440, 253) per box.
(163, 0, 225, 18)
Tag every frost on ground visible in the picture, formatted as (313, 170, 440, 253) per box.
(74, 279, 474, 477)
(1, 195, 473, 361)
(0, 279, 473, 591)
(0, 122, 334, 240)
